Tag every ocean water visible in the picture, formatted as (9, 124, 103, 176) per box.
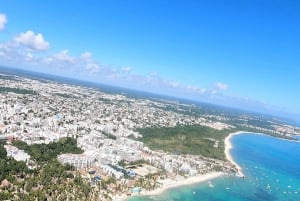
(128, 133, 300, 201)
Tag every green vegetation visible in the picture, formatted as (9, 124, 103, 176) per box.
(136, 125, 234, 160)
(102, 131, 117, 140)
(13, 137, 83, 163)
(0, 138, 94, 200)
(136, 123, 294, 163)
(234, 125, 295, 140)
(0, 74, 16, 80)
(0, 144, 29, 182)
(54, 93, 76, 99)
(0, 87, 37, 95)
(128, 159, 149, 166)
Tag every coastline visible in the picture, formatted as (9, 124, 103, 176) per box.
(115, 172, 223, 201)
(224, 130, 300, 177)
(224, 131, 245, 177)
(140, 172, 224, 196)
(117, 131, 294, 201)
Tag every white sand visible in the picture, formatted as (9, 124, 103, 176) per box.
(224, 131, 300, 177)
(116, 131, 297, 200)
(114, 194, 128, 201)
(140, 172, 224, 196)
(224, 131, 245, 177)
(115, 172, 223, 201)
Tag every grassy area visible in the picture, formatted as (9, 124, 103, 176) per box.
(136, 125, 234, 160)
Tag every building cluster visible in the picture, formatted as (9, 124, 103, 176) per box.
(4, 144, 30, 162)
(4, 144, 36, 169)
(0, 75, 225, 178)
(1, 73, 299, 198)
(273, 124, 300, 135)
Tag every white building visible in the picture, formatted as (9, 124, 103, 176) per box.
(4, 144, 30, 162)
(57, 149, 100, 169)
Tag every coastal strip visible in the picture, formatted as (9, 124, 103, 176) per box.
(116, 131, 246, 201)
(116, 172, 223, 201)
(141, 172, 224, 196)
(224, 131, 245, 177)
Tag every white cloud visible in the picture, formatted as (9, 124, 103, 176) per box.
(122, 66, 131, 72)
(0, 14, 230, 104)
(80, 51, 92, 60)
(149, 72, 158, 77)
(0, 37, 229, 98)
(165, 80, 180, 88)
(186, 85, 197, 91)
(86, 63, 99, 73)
(214, 82, 228, 91)
(186, 85, 207, 94)
(25, 53, 33, 61)
(0, 13, 220, 99)
(53, 49, 74, 63)
(0, 14, 7, 30)
(43, 57, 53, 64)
(14, 30, 50, 51)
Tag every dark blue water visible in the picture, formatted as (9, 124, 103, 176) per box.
(128, 133, 300, 201)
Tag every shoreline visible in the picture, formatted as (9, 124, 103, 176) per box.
(224, 130, 300, 177)
(117, 131, 296, 201)
(140, 172, 224, 196)
(233, 131, 300, 143)
(224, 131, 245, 177)
(115, 172, 223, 201)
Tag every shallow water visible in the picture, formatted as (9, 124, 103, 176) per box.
(128, 133, 300, 201)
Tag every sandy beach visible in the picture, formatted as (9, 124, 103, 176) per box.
(116, 131, 249, 201)
(115, 172, 223, 201)
(114, 131, 298, 201)
(224, 131, 300, 177)
(141, 172, 224, 196)
(224, 131, 245, 177)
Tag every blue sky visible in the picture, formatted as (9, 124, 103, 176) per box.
(0, 0, 299, 120)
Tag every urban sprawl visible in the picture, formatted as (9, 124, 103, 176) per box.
(0, 73, 299, 200)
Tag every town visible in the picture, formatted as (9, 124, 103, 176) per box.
(1, 73, 299, 200)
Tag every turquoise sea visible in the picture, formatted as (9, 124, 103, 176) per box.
(128, 133, 300, 201)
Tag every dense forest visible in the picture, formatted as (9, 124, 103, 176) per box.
(136, 125, 234, 160)
(0, 138, 94, 201)
(12, 137, 83, 163)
